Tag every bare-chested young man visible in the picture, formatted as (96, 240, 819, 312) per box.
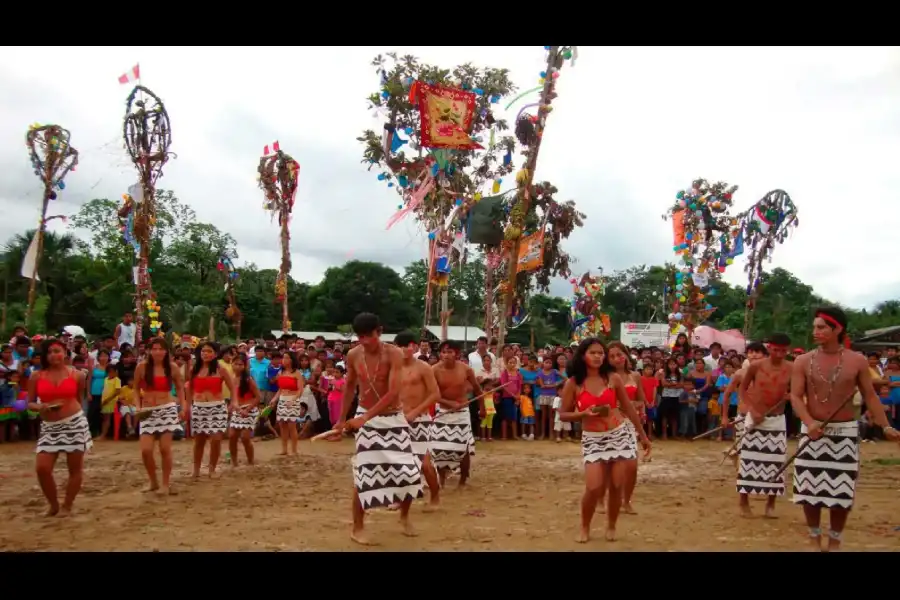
(790, 307, 899, 551)
(394, 330, 442, 510)
(332, 313, 423, 545)
(736, 333, 793, 518)
(431, 340, 485, 488)
(721, 342, 769, 466)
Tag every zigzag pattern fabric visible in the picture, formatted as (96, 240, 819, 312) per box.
(191, 402, 228, 435)
(36, 411, 93, 454)
(582, 422, 637, 464)
(276, 397, 303, 422)
(736, 414, 787, 496)
(353, 412, 423, 510)
(409, 414, 433, 460)
(792, 421, 859, 509)
(140, 402, 182, 436)
(229, 406, 259, 430)
(727, 414, 746, 458)
(431, 407, 475, 472)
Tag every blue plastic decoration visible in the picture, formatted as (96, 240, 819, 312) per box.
(397, 175, 408, 188)
(377, 173, 386, 181)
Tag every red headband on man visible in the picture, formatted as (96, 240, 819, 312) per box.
(816, 312, 852, 348)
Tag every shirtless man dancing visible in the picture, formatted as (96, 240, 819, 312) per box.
(790, 307, 899, 551)
(721, 342, 769, 466)
(431, 340, 485, 488)
(394, 330, 442, 510)
(736, 333, 792, 518)
(332, 313, 423, 545)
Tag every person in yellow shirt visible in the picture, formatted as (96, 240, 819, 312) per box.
(219, 347, 235, 401)
(100, 364, 121, 440)
(519, 383, 536, 440)
(119, 374, 137, 438)
(707, 391, 722, 431)
(480, 391, 497, 441)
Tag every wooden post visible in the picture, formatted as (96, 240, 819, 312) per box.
(280, 206, 290, 332)
(440, 290, 450, 342)
(24, 180, 52, 324)
(497, 46, 561, 351)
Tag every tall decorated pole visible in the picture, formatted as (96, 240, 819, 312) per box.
(217, 252, 242, 339)
(736, 190, 798, 336)
(497, 46, 582, 350)
(123, 85, 173, 347)
(23, 124, 78, 323)
(257, 142, 299, 333)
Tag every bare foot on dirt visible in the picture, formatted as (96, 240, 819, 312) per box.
(45, 505, 60, 517)
(576, 528, 590, 543)
(739, 505, 753, 518)
(209, 471, 221, 480)
(142, 484, 160, 493)
(158, 486, 176, 496)
(387, 502, 401, 512)
(808, 534, 822, 552)
(276, 451, 288, 456)
(423, 501, 441, 513)
(622, 502, 637, 515)
(826, 536, 841, 552)
(401, 519, 418, 537)
(350, 530, 376, 546)
(605, 528, 617, 542)
(764, 506, 777, 519)
(57, 506, 72, 518)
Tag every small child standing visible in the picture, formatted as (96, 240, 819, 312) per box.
(326, 366, 346, 430)
(519, 383, 536, 441)
(640, 365, 659, 440)
(100, 364, 121, 440)
(552, 382, 571, 442)
(499, 356, 522, 440)
(707, 391, 721, 431)
(679, 380, 699, 438)
(119, 374, 137, 438)
(480, 389, 496, 441)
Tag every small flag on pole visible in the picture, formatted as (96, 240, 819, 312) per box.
(263, 141, 280, 156)
(118, 64, 141, 85)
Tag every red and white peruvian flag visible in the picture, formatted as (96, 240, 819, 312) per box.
(263, 141, 280, 155)
(118, 64, 141, 85)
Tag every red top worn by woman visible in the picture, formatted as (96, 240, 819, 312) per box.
(577, 386, 628, 432)
(192, 376, 223, 395)
(37, 371, 79, 404)
(149, 376, 170, 393)
(277, 375, 299, 392)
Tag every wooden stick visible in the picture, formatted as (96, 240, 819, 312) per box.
(771, 395, 855, 480)
(713, 399, 787, 456)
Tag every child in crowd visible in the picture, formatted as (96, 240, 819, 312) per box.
(297, 402, 314, 439)
(326, 366, 345, 431)
(707, 391, 721, 431)
(552, 382, 572, 442)
(499, 356, 522, 440)
(519, 383, 536, 440)
(100, 364, 121, 440)
(716, 363, 736, 441)
(480, 384, 496, 442)
(119, 373, 137, 438)
(678, 380, 698, 438)
(535, 356, 562, 440)
(640, 364, 658, 439)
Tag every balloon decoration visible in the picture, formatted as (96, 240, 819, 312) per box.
(123, 85, 174, 347)
(569, 270, 611, 343)
(734, 189, 799, 334)
(664, 178, 742, 337)
(217, 253, 243, 338)
(145, 299, 163, 336)
(23, 123, 79, 321)
(257, 142, 299, 332)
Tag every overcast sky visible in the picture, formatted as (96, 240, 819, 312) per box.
(2, 46, 899, 310)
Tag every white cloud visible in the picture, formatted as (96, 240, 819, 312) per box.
(2, 46, 899, 308)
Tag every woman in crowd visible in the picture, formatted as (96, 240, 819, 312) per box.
(227, 353, 260, 466)
(186, 342, 236, 479)
(687, 357, 713, 433)
(270, 351, 305, 456)
(134, 337, 185, 494)
(87, 349, 110, 438)
(559, 338, 649, 543)
(658, 358, 683, 440)
(28, 339, 92, 516)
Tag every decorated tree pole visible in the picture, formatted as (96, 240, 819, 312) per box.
(497, 46, 582, 350)
(664, 179, 742, 342)
(23, 124, 78, 322)
(736, 190, 798, 336)
(257, 143, 299, 332)
(123, 86, 173, 347)
(218, 252, 242, 339)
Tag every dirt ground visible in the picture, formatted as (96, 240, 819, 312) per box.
(0, 435, 898, 551)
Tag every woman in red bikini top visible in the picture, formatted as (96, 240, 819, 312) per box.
(270, 351, 306, 456)
(28, 338, 90, 517)
(186, 342, 236, 479)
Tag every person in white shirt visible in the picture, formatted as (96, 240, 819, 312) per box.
(704, 342, 723, 372)
(114, 313, 137, 350)
(467, 336, 496, 371)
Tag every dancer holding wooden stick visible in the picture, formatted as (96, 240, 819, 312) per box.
(29, 339, 91, 517)
(431, 340, 485, 488)
(186, 342, 236, 480)
(227, 353, 260, 467)
(332, 313, 423, 545)
(734, 333, 792, 518)
(720, 342, 768, 465)
(134, 338, 184, 495)
(789, 307, 899, 552)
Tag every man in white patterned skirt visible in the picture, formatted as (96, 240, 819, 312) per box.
(431, 340, 485, 488)
(790, 306, 899, 551)
(721, 342, 769, 466)
(394, 330, 442, 510)
(333, 313, 423, 545)
(737, 333, 792, 518)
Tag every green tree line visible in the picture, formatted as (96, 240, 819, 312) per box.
(2, 190, 897, 347)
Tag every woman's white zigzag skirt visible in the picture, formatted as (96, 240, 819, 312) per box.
(192, 401, 228, 435)
(36, 411, 93, 454)
(582, 422, 637, 464)
(140, 402, 182, 436)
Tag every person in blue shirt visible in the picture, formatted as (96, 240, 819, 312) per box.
(12, 336, 33, 364)
(715, 363, 738, 440)
(266, 353, 283, 399)
(248, 347, 271, 403)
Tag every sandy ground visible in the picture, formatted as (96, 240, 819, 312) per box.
(0, 435, 898, 551)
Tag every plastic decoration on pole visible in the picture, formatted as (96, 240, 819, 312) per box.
(663, 178, 742, 340)
(496, 46, 585, 350)
(569, 270, 611, 343)
(217, 252, 243, 338)
(23, 123, 79, 322)
(123, 85, 174, 347)
(145, 299, 164, 337)
(734, 189, 798, 336)
(257, 142, 299, 333)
